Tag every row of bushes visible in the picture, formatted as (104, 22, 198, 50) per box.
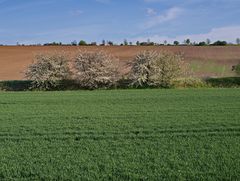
(22, 51, 189, 90)
(1, 77, 240, 91)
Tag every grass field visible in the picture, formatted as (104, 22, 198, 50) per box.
(0, 89, 240, 180)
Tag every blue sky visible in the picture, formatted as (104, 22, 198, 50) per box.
(0, 0, 240, 44)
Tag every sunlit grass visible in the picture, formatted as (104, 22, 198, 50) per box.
(190, 60, 234, 77)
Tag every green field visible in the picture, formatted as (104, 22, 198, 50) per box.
(0, 89, 240, 180)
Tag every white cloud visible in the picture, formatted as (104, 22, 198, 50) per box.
(143, 7, 183, 29)
(146, 8, 157, 16)
(131, 26, 240, 43)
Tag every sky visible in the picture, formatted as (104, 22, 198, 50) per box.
(0, 0, 240, 45)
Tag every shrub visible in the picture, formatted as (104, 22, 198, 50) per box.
(129, 51, 158, 87)
(232, 64, 240, 76)
(73, 51, 120, 89)
(0, 80, 32, 91)
(25, 52, 72, 90)
(172, 78, 209, 88)
(211, 41, 227, 46)
(79, 40, 87, 46)
(206, 77, 240, 88)
(130, 51, 187, 88)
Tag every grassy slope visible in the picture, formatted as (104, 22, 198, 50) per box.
(0, 89, 240, 180)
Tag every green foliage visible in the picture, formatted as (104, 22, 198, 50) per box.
(172, 78, 209, 88)
(206, 77, 240, 88)
(211, 41, 227, 46)
(206, 39, 211, 45)
(197, 41, 207, 46)
(236, 38, 240, 45)
(173, 41, 179, 45)
(71, 40, 78, 46)
(123, 39, 128, 46)
(79, 40, 87, 46)
(25, 52, 72, 90)
(185, 39, 191, 45)
(0, 89, 240, 180)
(0, 80, 32, 91)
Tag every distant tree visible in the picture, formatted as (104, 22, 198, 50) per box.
(124, 39, 128, 46)
(173, 41, 179, 45)
(147, 39, 151, 44)
(71, 40, 78, 46)
(185, 39, 191, 45)
(79, 40, 87, 46)
(206, 39, 211, 45)
(148, 42, 155, 46)
(44, 42, 62, 46)
(101, 40, 106, 46)
(211, 41, 227, 46)
(236, 38, 240, 45)
(197, 42, 207, 46)
(136, 41, 140, 46)
(140, 42, 148, 46)
(108, 41, 114, 46)
(164, 40, 167, 45)
(129, 42, 133, 46)
(90, 42, 97, 46)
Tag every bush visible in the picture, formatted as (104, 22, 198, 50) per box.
(0, 80, 32, 91)
(211, 41, 227, 46)
(172, 78, 209, 88)
(129, 51, 158, 87)
(79, 40, 87, 46)
(74, 51, 120, 89)
(130, 51, 187, 88)
(25, 52, 72, 90)
(206, 77, 240, 88)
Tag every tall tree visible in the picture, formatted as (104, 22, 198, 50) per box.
(102, 40, 106, 46)
(173, 41, 179, 45)
(124, 39, 128, 46)
(236, 38, 240, 45)
(206, 39, 211, 45)
(185, 39, 191, 45)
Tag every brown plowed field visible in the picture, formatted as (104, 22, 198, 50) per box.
(0, 46, 240, 80)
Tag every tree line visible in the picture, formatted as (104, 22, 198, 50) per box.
(2, 38, 240, 46)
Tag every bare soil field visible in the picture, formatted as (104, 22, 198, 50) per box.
(0, 46, 240, 80)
